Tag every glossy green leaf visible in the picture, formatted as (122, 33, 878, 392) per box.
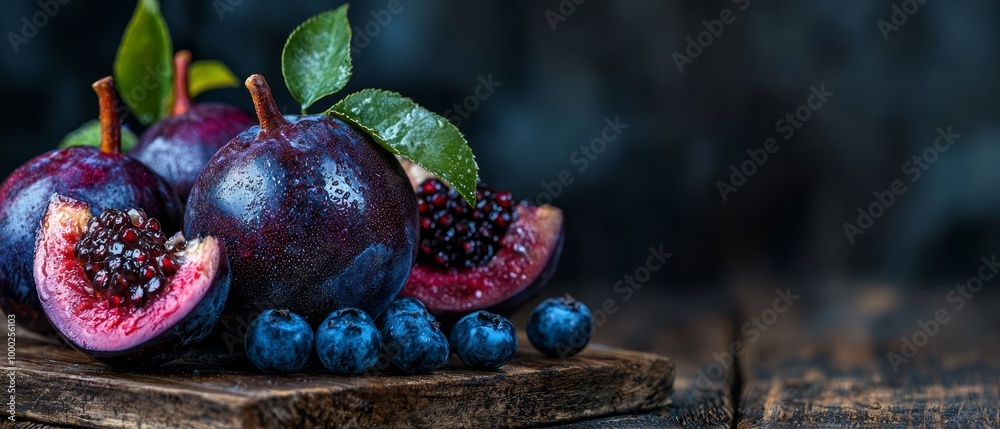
(58, 120, 138, 153)
(188, 60, 240, 97)
(113, 0, 173, 125)
(329, 89, 479, 205)
(282, 5, 352, 113)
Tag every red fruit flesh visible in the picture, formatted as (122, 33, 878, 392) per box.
(402, 201, 564, 314)
(35, 195, 229, 365)
(74, 208, 176, 309)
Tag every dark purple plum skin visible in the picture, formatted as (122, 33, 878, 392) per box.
(0, 147, 182, 333)
(130, 104, 256, 201)
(184, 115, 419, 325)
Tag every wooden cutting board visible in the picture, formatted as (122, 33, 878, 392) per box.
(14, 338, 673, 428)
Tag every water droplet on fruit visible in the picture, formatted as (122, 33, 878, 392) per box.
(474, 290, 483, 299)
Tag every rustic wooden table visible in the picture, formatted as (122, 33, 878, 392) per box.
(9, 280, 999, 428)
(550, 280, 1000, 428)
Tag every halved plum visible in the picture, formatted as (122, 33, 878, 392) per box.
(34, 194, 230, 366)
(399, 161, 564, 317)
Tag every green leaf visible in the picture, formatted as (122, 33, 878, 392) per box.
(58, 120, 138, 153)
(329, 89, 480, 205)
(113, 0, 173, 125)
(282, 5, 352, 113)
(188, 60, 240, 98)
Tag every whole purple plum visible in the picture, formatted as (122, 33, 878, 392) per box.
(184, 74, 418, 325)
(130, 51, 256, 202)
(0, 77, 182, 334)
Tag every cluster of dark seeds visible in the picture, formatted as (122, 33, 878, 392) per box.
(74, 208, 180, 309)
(416, 178, 517, 269)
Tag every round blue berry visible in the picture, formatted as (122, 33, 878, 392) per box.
(245, 309, 313, 373)
(527, 296, 593, 358)
(315, 308, 382, 375)
(378, 297, 434, 328)
(450, 311, 518, 370)
(382, 315, 450, 374)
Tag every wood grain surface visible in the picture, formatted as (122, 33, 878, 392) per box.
(13, 337, 672, 429)
(550, 287, 738, 429)
(731, 280, 1000, 428)
(10, 281, 999, 428)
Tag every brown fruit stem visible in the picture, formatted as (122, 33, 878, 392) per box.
(246, 74, 290, 133)
(171, 50, 192, 116)
(92, 77, 121, 155)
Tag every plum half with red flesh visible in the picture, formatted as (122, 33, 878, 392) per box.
(399, 162, 564, 318)
(34, 195, 229, 366)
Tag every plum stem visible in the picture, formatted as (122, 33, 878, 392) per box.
(171, 50, 192, 116)
(245, 74, 290, 133)
(92, 77, 121, 155)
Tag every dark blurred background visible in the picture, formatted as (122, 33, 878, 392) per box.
(2, 0, 999, 295)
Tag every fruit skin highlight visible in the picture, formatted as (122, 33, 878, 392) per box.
(244, 309, 313, 373)
(400, 173, 564, 319)
(527, 295, 593, 359)
(379, 297, 449, 374)
(0, 77, 182, 334)
(185, 75, 418, 325)
(381, 314, 450, 374)
(315, 308, 381, 375)
(130, 51, 256, 202)
(450, 310, 517, 370)
(377, 297, 435, 327)
(34, 195, 229, 367)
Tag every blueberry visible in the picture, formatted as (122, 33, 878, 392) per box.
(315, 308, 382, 375)
(245, 309, 313, 373)
(527, 295, 593, 358)
(378, 297, 434, 328)
(382, 315, 450, 374)
(450, 311, 517, 370)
